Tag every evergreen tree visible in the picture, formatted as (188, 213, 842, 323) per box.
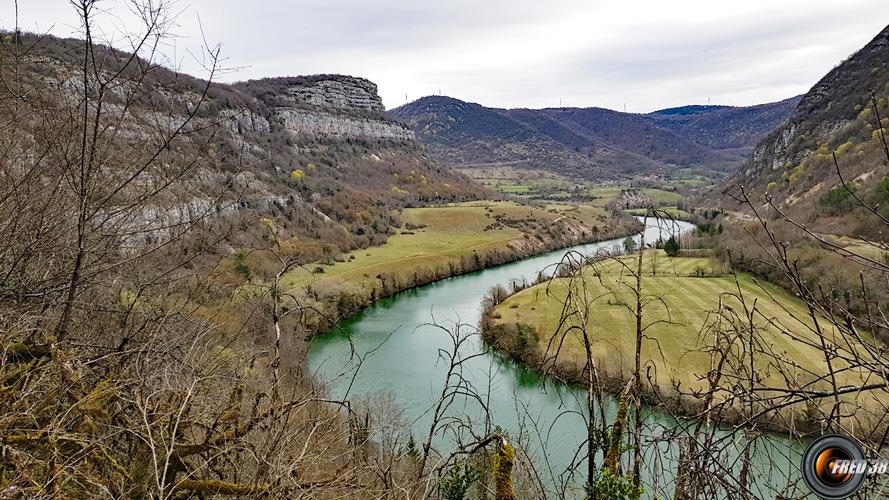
(623, 236, 637, 253)
(664, 235, 680, 257)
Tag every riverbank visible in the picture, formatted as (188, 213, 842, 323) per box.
(480, 323, 821, 436)
(479, 250, 883, 436)
(281, 200, 641, 336)
(306, 218, 819, 497)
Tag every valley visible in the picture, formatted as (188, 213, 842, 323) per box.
(391, 95, 800, 182)
(2, 3, 889, 499)
(268, 200, 639, 330)
(453, 166, 696, 225)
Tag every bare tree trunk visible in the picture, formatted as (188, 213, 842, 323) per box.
(632, 216, 647, 488)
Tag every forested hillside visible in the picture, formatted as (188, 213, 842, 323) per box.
(718, 25, 889, 238)
(648, 96, 801, 156)
(392, 95, 798, 181)
(702, 23, 889, 359)
(8, 33, 485, 255)
(0, 21, 491, 496)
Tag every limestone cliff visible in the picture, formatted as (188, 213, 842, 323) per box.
(273, 75, 385, 112)
(8, 33, 483, 255)
(731, 25, 889, 187)
(715, 24, 889, 237)
(235, 75, 415, 141)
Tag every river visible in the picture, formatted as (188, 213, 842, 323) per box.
(308, 218, 803, 498)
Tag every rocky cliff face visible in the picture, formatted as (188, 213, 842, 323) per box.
(733, 25, 889, 186)
(275, 108, 414, 141)
(236, 75, 415, 142)
(714, 24, 889, 236)
(275, 76, 385, 112)
(8, 33, 483, 256)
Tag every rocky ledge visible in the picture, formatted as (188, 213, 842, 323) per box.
(274, 75, 386, 112)
(238, 75, 415, 142)
(276, 108, 414, 141)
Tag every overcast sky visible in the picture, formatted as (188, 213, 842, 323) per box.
(3, 1, 887, 112)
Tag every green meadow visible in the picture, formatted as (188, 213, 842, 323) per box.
(492, 251, 871, 397)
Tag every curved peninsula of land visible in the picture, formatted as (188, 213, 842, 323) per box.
(480, 247, 884, 436)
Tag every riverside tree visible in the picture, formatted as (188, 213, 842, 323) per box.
(664, 235, 680, 257)
(623, 235, 637, 253)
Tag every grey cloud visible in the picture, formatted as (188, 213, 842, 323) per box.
(2, 0, 886, 112)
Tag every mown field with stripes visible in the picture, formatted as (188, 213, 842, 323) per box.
(492, 251, 868, 394)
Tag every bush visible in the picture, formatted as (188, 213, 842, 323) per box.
(819, 184, 857, 213)
(485, 322, 538, 356)
(438, 460, 482, 500)
(514, 323, 538, 351)
(622, 236, 637, 253)
(233, 250, 251, 279)
(874, 176, 889, 206)
(585, 470, 643, 500)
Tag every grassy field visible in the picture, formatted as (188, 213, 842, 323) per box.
(589, 186, 623, 206)
(454, 166, 693, 211)
(455, 166, 574, 197)
(497, 184, 533, 194)
(662, 173, 713, 189)
(590, 187, 684, 207)
(491, 252, 868, 396)
(283, 201, 613, 294)
(641, 188, 684, 204)
(821, 233, 889, 261)
(625, 206, 692, 220)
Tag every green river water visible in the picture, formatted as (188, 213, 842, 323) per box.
(308, 219, 807, 498)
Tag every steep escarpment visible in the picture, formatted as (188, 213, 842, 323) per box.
(717, 24, 889, 237)
(236, 75, 415, 141)
(10, 34, 483, 256)
(0, 30, 490, 499)
(255, 75, 387, 112)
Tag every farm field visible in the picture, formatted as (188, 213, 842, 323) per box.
(590, 187, 685, 207)
(588, 185, 623, 206)
(625, 206, 692, 219)
(664, 175, 710, 188)
(641, 188, 684, 204)
(455, 165, 574, 196)
(490, 252, 870, 395)
(283, 200, 616, 294)
(820, 233, 889, 261)
(454, 166, 696, 212)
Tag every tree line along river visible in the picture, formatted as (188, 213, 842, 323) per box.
(308, 218, 803, 498)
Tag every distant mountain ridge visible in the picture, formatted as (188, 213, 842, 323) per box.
(391, 95, 800, 180)
(651, 105, 732, 116)
(648, 96, 802, 153)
